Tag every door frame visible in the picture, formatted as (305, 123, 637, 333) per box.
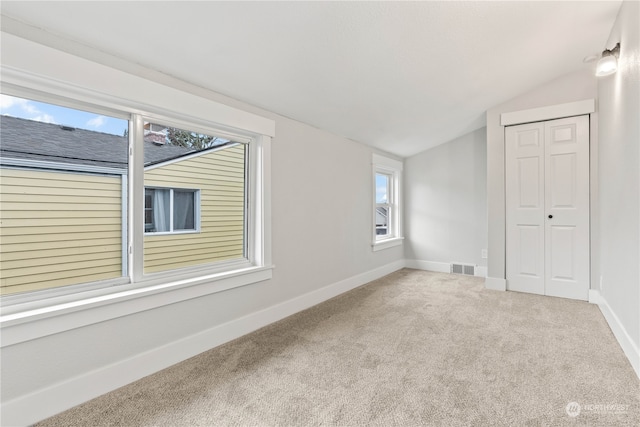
(485, 98, 599, 303)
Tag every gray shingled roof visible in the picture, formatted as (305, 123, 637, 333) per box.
(0, 115, 194, 170)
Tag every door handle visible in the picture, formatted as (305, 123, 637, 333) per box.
(548, 215, 553, 219)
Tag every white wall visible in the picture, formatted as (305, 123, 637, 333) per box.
(485, 68, 598, 290)
(0, 34, 405, 425)
(405, 127, 487, 273)
(596, 0, 640, 377)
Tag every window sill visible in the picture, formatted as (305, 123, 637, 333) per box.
(372, 236, 404, 252)
(145, 229, 199, 236)
(0, 265, 274, 347)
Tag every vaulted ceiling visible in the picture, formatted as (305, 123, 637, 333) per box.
(0, 1, 621, 157)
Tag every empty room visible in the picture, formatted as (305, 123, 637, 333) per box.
(0, 1, 638, 426)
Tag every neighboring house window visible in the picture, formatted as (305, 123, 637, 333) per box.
(144, 188, 198, 233)
(372, 154, 403, 251)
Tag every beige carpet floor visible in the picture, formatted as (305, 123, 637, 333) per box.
(36, 269, 639, 426)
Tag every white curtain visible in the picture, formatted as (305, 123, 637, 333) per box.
(153, 189, 170, 232)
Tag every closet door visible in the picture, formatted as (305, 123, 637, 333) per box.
(506, 122, 546, 296)
(544, 116, 590, 300)
(506, 116, 589, 301)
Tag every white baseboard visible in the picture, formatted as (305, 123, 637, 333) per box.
(590, 290, 640, 379)
(1, 260, 405, 427)
(485, 276, 507, 291)
(405, 259, 450, 273)
(474, 266, 488, 278)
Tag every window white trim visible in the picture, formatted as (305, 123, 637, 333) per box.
(0, 35, 274, 345)
(372, 153, 403, 171)
(372, 154, 403, 251)
(372, 236, 405, 252)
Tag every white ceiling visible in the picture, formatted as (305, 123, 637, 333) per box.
(0, 1, 621, 157)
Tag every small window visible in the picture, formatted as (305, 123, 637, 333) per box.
(372, 154, 403, 251)
(144, 188, 198, 234)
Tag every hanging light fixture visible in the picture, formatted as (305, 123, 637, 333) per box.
(596, 43, 620, 77)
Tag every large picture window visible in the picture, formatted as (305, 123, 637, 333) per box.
(0, 93, 262, 298)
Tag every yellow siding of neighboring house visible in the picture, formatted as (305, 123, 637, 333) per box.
(0, 168, 123, 295)
(144, 144, 246, 273)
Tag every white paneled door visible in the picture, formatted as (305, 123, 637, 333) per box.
(506, 116, 589, 301)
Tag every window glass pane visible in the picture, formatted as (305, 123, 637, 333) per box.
(376, 173, 389, 203)
(0, 94, 128, 295)
(376, 207, 389, 236)
(144, 189, 155, 232)
(173, 190, 195, 230)
(143, 121, 246, 274)
(145, 188, 170, 233)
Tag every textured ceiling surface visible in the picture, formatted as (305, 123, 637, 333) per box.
(0, 1, 621, 157)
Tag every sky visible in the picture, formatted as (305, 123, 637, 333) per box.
(0, 94, 128, 136)
(376, 173, 388, 204)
